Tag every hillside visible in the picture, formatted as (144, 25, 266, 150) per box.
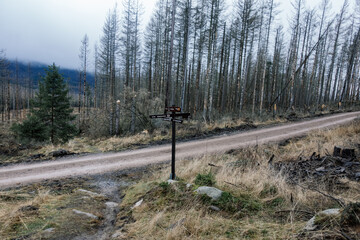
(8, 60, 95, 93)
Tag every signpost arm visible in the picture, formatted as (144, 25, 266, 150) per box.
(171, 111, 176, 180)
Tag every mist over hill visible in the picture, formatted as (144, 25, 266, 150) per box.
(8, 60, 94, 93)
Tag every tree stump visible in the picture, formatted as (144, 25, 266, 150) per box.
(333, 146, 355, 159)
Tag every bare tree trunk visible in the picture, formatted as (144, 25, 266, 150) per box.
(181, 0, 191, 111)
(94, 44, 98, 108)
(165, 0, 177, 109)
(217, 23, 226, 111)
(78, 71, 82, 115)
(259, 0, 274, 114)
(341, 29, 359, 103)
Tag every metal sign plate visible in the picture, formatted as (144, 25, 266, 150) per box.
(165, 106, 181, 112)
(172, 119, 183, 123)
(149, 114, 171, 119)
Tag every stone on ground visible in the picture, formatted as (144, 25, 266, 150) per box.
(195, 186, 223, 201)
(304, 208, 341, 231)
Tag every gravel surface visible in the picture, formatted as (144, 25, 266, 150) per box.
(0, 111, 359, 189)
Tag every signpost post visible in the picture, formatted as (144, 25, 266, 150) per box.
(171, 111, 176, 180)
(149, 105, 190, 180)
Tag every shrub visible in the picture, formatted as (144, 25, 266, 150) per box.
(214, 192, 240, 213)
(194, 172, 216, 186)
(11, 115, 48, 143)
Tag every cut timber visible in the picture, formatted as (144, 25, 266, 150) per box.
(333, 146, 356, 159)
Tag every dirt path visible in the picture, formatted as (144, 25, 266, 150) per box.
(1, 111, 359, 189)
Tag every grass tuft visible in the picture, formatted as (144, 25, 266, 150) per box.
(194, 172, 216, 186)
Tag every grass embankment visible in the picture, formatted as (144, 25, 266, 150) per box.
(116, 120, 360, 239)
(0, 109, 343, 165)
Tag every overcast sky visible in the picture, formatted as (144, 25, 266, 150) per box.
(0, 0, 347, 71)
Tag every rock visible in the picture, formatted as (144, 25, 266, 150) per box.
(43, 228, 55, 233)
(195, 186, 223, 201)
(105, 202, 118, 208)
(72, 209, 99, 219)
(304, 208, 341, 231)
(167, 179, 178, 184)
(209, 205, 220, 211)
(131, 199, 143, 209)
(315, 167, 326, 172)
(77, 189, 103, 197)
(305, 217, 317, 231)
(186, 183, 193, 189)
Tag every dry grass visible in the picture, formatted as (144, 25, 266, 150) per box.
(0, 189, 54, 239)
(117, 120, 360, 239)
(0, 186, 106, 239)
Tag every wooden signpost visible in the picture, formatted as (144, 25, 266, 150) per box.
(149, 106, 190, 180)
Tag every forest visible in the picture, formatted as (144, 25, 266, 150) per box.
(1, 0, 360, 137)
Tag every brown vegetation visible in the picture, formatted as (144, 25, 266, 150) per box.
(116, 120, 360, 239)
(0, 119, 359, 239)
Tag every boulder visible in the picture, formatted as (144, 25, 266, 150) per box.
(304, 208, 341, 231)
(195, 186, 223, 201)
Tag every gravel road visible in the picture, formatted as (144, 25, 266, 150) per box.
(1, 111, 359, 189)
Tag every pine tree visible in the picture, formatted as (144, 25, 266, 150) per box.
(12, 64, 76, 144)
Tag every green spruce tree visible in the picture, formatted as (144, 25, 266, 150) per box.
(12, 64, 76, 144)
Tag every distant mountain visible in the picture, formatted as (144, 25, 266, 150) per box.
(8, 60, 94, 93)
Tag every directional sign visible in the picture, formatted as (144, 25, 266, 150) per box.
(165, 106, 181, 112)
(172, 119, 183, 123)
(149, 114, 171, 119)
(149, 108, 191, 180)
